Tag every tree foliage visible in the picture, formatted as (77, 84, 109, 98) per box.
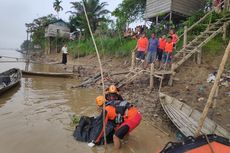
(112, 0, 146, 30)
(68, 0, 110, 37)
(53, 0, 63, 18)
(31, 14, 57, 48)
(20, 40, 32, 50)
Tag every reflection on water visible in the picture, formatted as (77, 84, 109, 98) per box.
(0, 50, 170, 153)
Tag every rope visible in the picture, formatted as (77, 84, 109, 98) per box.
(82, 2, 107, 146)
(204, 135, 215, 153)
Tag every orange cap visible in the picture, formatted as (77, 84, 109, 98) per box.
(108, 85, 118, 93)
(96, 96, 106, 107)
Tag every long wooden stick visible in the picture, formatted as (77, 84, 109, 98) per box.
(82, 2, 107, 146)
(195, 41, 230, 136)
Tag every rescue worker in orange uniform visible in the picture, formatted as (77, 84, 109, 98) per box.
(92, 96, 142, 150)
(105, 85, 124, 101)
(163, 36, 174, 69)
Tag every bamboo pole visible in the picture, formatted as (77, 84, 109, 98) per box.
(183, 26, 188, 57)
(82, 3, 107, 146)
(212, 86, 219, 109)
(150, 63, 154, 90)
(195, 41, 230, 137)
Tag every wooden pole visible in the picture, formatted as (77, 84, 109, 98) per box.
(223, 22, 227, 41)
(195, 41, 230, 137)
(224, 0, 228, 11)
(150, 63, 154, 90)
(131, 51, 135, 70)
(197, 48, 202, 65)
(183, 26, 188, 57)
(156, 16, 159, 24)
(168, 64, 175, 86)
(169, 12, 172, 22)
(228, 0, 230, 11)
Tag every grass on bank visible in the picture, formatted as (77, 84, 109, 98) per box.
(67, 37, 136, 58)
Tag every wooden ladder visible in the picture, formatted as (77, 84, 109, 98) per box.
(173, 13, 230, 71)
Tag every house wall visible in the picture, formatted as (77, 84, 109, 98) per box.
(45, 24, 70, 38)
(172, 0, 204, 16)
(145, 0, 205, 19)
(145, 0, 172, 19)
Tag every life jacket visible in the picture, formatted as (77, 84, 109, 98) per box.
(165, 42, 174, 53)
(171, 33, 178, 44)
(158, 38, 166, 50)
(106, 101, 133, 124)
(137, 37, 149, 52)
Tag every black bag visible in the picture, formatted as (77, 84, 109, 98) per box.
(73, 115, 115, 145)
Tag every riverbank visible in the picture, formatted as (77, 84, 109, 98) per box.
(37, 51, 230, 138)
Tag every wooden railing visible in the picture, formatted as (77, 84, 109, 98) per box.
(178, 1, 227, 46)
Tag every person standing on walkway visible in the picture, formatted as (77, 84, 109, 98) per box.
(157, 35, 166, 69)
(163, 36, 174, 69)
(169, 29, 179, 47)
(144, 33, 158, 69)
(135, 32, 149, 64)
(61, 44, 68, 65)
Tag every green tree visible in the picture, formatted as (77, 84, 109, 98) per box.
(112, 0, 146, 30)
(68, 0, 110, 37)
(53, 0, 63, 19)
(30, 14, 57, 49)
(20, 40, 32, 51)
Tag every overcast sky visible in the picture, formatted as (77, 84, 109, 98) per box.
(0, 0, 122, 49)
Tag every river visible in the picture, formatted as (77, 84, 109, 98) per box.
(0, 50, 170, 153)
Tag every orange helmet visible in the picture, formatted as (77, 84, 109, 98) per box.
(96, 96, 106, 107)
(108, 85, 118, 93)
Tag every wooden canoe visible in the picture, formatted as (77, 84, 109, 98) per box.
(21, 70, 74, 78)
(0, 68, 22, 94)
(159, 92, 230, 139)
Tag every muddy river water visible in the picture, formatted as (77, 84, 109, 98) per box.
(0, 50, 170, 153)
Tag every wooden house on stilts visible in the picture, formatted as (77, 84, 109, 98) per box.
(145, 0, 205, 23)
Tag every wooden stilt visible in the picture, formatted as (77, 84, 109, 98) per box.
(223, 22, 227, 41)
(150, 63, 154, 90)
(197, 48, 202, 65)
(168, 64, 175, 86)
(169, 12, 172, 22)
(224, 0, 228, 11)
(156, 16, 159, 24)
(159, 74, 164, 92)
(228, 0, 230, 11)
(195, 41, 230, 137)
(193, 53, 196, 63)
(131, 51, 135, 70)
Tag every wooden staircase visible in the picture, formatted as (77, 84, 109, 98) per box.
(172, 12, 230, 71)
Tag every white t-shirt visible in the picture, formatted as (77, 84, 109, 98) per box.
(61, 46, 68, 54)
